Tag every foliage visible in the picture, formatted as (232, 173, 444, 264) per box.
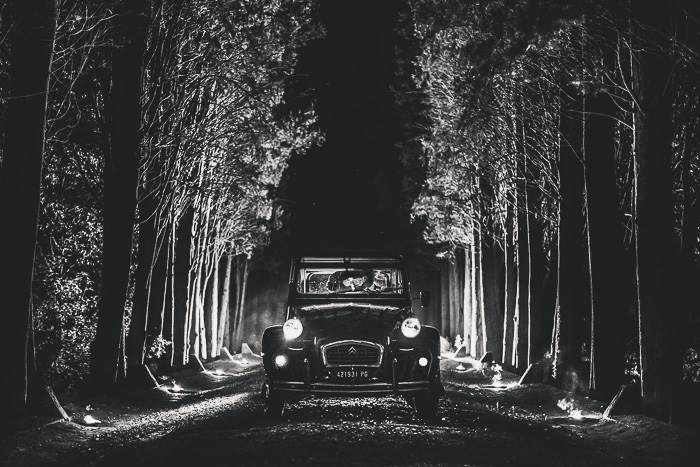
(34, 203, 102, 391)
(407, 0, 700, 404)
(134, 0, 322, 362)
(0, 0, 321, 388)
(32, 0, 111, 390)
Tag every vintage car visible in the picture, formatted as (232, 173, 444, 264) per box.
(261, 255, 444, 419)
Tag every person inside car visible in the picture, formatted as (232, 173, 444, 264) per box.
(327, 269, 372, 292)
(365, 271, 389, 292)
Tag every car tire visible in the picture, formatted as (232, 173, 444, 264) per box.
(262, 382, 284, 417)
(413, 391, 439, 420)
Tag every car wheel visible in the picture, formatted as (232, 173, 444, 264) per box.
(413, 391, 439, 420)
(262, 382, 284, 417)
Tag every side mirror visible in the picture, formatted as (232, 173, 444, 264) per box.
(419, 290, 431, 308)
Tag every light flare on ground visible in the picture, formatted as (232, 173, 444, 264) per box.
(83, 414, 102, 425)
(557, 397, 596, 421)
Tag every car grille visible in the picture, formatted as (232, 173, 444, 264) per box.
(322, 340, 383, 367)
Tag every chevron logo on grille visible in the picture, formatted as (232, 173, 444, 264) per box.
(347, 346, 358, 355)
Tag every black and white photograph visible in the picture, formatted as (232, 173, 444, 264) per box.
(0, 0, 698, 465)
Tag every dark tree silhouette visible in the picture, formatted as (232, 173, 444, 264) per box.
(633, 0, 681, 421)
(91, 0, 148, 390)
(0, 0, 57, 410)
(553, 82, 588, 384)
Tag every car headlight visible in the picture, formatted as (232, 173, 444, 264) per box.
(274, 354, 288, 368)
(283, 318, 303, 340)
(401, 317, 421, 338)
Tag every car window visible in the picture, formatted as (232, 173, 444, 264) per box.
(297, 267, 404, 294)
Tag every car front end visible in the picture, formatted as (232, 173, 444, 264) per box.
(261, 256, 444, 418)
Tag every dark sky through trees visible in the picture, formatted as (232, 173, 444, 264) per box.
(281, 0, 424, 252)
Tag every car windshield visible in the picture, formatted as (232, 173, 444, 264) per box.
(297, 267, 404, 295)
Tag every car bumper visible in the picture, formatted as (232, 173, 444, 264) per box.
(271, 380, 442, 396)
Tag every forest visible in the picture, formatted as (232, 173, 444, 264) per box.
(410, 0, 700, 424)
(0, 0, 698, 430)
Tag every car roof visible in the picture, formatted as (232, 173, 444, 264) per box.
(298, 256, 402, 265)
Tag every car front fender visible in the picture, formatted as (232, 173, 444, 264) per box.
(262, 325, 284, 369)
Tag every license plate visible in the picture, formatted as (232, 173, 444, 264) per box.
(335, 369, 369, 379)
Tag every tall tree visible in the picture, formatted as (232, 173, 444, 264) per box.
(552, 82, 589, 385)
(0, 0, 57, 409)
(634, 0, 681, 421)
(91, 0, 148, 390)
(585, 83, 626, 399)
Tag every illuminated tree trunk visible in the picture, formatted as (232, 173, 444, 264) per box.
(127, 206, 155, 370)
(233, 257, 250, 351)
(127, 196, 168, 370)
(463, 246, 472, 353)
(482, 231, 505, 362)
(219, 253, 233, 351)
(511, 211, 519, 366)
(515, 120, 531, 369)
(208, 254, 220, 358)
(229, 256, 242, 351)
(440, 260, 450, 338)
(147, 228, 169, 355)
(164, 225, 176, 367)
(469, 242, 478, 357)
(449, 257, 461, 340)
(174, 210, 193, 366)
(477, 224, 487, 357)
(0, 0, 57, 409)
(502, 193, 516, 364)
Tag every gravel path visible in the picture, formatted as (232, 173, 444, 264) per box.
(1, 364, 695, 466)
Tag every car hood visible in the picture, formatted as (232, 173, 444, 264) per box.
(295, 302, 409, 340)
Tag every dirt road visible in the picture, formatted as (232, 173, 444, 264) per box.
(2, 365, 694, 466)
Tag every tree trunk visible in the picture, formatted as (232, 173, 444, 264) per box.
(208, 255, 220, 358)
(174, 209, 192, 366)
(91, 0, 148, 390)
(233, 257, 250, 351)
(146, 226, 169, 356)
(483, 232, 505, 362)
(196, 266, 208, 360)
(584, 88, 626, 399)
(449, 255, 461, 341)
(470, 242, 479, 357)
(0, 0, 57, 409)
(526, 173, 547, 362)
(511, 198, 520, 367)
(440, 259, 450, 338)
(126, 190, 157, 370)
(164, 225, 176, 367)
(463, 246, 472, 353)
(218, 253, 233, 351)
(553, 84, 589, 386)
(516, 161, 531, 369)
(229, 255, 242, 350)
(634, 1, 679, 421)
(502, 195, 517, 364)
(477, 224, 487, 357)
